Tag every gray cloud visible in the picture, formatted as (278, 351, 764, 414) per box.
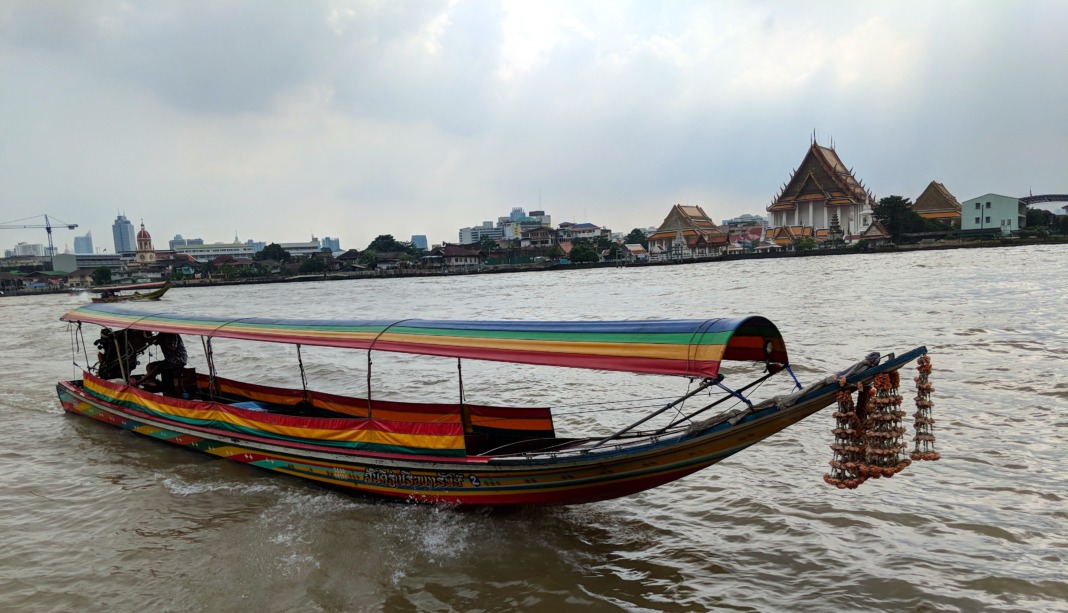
(1, 0, 1065, 252)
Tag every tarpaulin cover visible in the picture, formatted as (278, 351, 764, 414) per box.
(62, 303, 788, 378)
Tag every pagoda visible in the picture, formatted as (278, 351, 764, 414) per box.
(766, 138, 877, 240)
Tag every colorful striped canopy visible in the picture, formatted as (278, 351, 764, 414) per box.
(61, 303, 788, 378)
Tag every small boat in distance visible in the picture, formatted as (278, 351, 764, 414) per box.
(57, 303, 937, 506)
(91, 281, 172, 303)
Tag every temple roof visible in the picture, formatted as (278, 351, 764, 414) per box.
(768, 143, 876, 212)
(912, 181, 962, 218)
(648, 204, 728, 245)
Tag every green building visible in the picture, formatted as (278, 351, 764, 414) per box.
(960, 193, 1026, 236)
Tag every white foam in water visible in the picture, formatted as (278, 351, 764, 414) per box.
(159, 474, 279, 497)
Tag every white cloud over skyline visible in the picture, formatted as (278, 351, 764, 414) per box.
(2, 0, 1066, 252)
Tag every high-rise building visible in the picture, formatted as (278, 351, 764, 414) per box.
(169, 234, 205, 250)
(112, 214, 136, 254)
(320, 236, 341, 252)
(12, 242, 45, 257)
(410, 235, 428, 251)
(74, 231, 94, 254)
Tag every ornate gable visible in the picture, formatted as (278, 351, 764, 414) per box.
(648, 204, 727, 245)
(769, 143, 876, 212)
(912, 181, 962, 219)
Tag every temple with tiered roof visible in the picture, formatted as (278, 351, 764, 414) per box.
(766, 140, 877, 243)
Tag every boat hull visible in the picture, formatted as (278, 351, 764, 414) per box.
(57, 348, 925, 505)
(91, 282, 172, 303)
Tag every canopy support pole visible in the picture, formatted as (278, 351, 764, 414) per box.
(785, 365, 803, 390)
(296, 344, 309, 404)
(366, 351, 373, 418)
(589, 377, 720, 450)
(202, 337, 217, 400)
(656, 371, 777, 433)
(112, 334, 129, 383)
(458, 358, 472, 435)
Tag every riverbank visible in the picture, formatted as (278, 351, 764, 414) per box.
(4, 235, 1065, 297)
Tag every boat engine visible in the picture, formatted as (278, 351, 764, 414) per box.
(94, 328, 153, 380)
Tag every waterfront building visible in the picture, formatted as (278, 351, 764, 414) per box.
(859, 220, 892, 245)
(279, 237, 323, 258)
(74, 232, 94, 255)
(646, 205, 728, 259)
(960, 194, 1026, 236)
(174, 241, 255, 262)
(722, 213, 768, 249)
(763, 225, 815, 249)
(766, 141, 876, 241)
(460, 207, 551, 243)
(459, 222, 505, 244)
(111, 214, 136, 254)
(410, 235, 428, 251)
(425, 244, 485, 270)
(53, 253, 125, 274)
(522, 226, 558, 248)
(169, 235, 204, 251)
(912, 182, 962, 228)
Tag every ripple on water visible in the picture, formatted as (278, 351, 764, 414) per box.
(2, 245, 1068, 611)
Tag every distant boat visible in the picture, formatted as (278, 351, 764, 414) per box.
(91, 281, 172, 303)
(57, 303, 933, 506)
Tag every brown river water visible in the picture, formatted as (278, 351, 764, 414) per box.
(1, 245, 1066, 612)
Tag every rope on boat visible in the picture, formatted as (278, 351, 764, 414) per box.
(824, 354, 939, 489)
(69, 321, 90, 379)
(911, 355, 940, 462)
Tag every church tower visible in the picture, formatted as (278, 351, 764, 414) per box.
(135, 221, 156, 265)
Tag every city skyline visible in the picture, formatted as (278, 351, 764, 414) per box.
(2, 2, 1065, 249)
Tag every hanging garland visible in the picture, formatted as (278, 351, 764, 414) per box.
(858, 372, 911, 479)
(911, 355, 940, 462)
(824, 383, 869, 489)
(824, 354, 939, 488)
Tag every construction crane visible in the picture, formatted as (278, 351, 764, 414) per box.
(0, 214, 79, 271)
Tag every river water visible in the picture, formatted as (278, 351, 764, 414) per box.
(1, 245, 1066, 612)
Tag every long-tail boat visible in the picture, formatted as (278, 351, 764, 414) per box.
(91, 281, 172, 303)
(57, 303, 937, 505)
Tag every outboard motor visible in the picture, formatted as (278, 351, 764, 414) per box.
(94, 328, 153, 380)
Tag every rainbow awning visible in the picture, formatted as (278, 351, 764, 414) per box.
(61, 303, 788, 378)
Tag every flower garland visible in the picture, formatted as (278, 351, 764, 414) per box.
(858, 372, 911, 479)
(910, 355, 940, 461)
(824, 382, 870, 489)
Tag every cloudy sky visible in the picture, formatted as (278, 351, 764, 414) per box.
(2, 0, 1066, 252)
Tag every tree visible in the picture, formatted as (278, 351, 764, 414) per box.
(298, 257, 328, 274)
(794, 237, 818, 251)
(623, 228, 648, 249)
(1026, 207, 1055, 229)
(357, 248, 378, 268)
(91, 266, 112, 286)
(570, 245, 600, 263)
(545, 245, 564, 261)
(480, 236, 498, 255)
(366, 234, 421, 255)
(872, 195, 923, 243)
(255, 243, 291, 263)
